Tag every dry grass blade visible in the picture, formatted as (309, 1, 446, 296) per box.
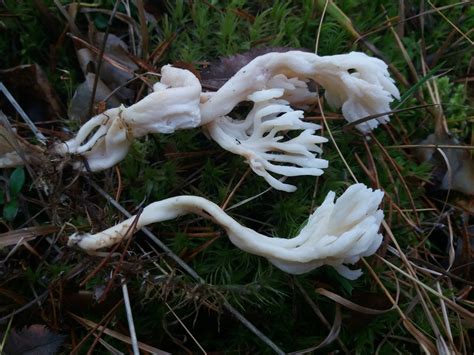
(122, 0, 137, 55)
(427, 0, 474, 45)
(68, 34, 137, 77)
(69, 300, 123, 353)
(314, 0, 329, 54)
(288, 304, 341, 354)
(436, 282, 455, 350)
(0, 291, 48, 324)
(221, 168, 251, 210)
(401, 318, 437, 354)
(163, 301, 207, 354)
(88, 0, 121, 116)
(377, 255, 474, 321)
(0, 226, 59, 249)
(69, 313, 170, 355)
(225, 185, 274, 211)
(317, 93, 358, 183)
(79, 7, 139, 28)
(92, 335, 123, 354)
(149, 33, 177, 65)
(387, 144, 474, 150)
(356, 1, 471, 42)
(362, 258, 437, 354)
(384, 10, 419, 82)
(294, 278, 348, 352)
(371, 135, 421, 227)
(342, 105, 438, 133)
(408, 258, 474, 286)
(315, 288, 394, 315)
(52, 0, 81, 36)
(381, 216, 462, 346)
(0, 315, 14, 353)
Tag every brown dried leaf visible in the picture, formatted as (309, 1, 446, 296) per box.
(0, 119, 45, 168)
(1, 325, 65, 355)
(0, 64, 64, 121)
(92, 32, 138, 100)
(72, 32, 138, 112)
(200, 47, 309, 89)
(68, 73, 121, 122)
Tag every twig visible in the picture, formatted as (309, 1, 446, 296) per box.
(0, 291, 48, 324)
(88, 0, 121, 117)
(69, 300, 124, 353)
(135, 0, 149, 57)
(52, 0, 81, 36)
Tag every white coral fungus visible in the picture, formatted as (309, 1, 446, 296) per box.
(54, 65, 201, 171)
(49, 50, 398, 189)
(204, 88, 328, 192)
(68, 183, 384, 280)
(199, 51, 400, 133)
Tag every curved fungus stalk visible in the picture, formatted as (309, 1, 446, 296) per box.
(199, 51, 400, 132)
(68, 183, 385, 280)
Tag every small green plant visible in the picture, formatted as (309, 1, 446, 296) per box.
(0, 167, 25, 221)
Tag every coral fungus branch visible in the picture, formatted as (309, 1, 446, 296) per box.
(69, 183, 384, 279)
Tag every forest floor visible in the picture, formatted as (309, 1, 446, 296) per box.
(0, 1, 473, 354)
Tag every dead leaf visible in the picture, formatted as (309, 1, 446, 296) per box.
(200, 47, 310, 89)
(415, 133, 474, 195)
(0, 325, 66, 355)
(0, 118, 45, 168)
(92, 32, 138, 100)
(0, 64, 64, 121)
(69, 32, 140, 123)
(68, 73, 121, 122)
(0, 124, 17, 156)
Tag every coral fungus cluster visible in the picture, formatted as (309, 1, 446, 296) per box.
(4, 51, 400, 278)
